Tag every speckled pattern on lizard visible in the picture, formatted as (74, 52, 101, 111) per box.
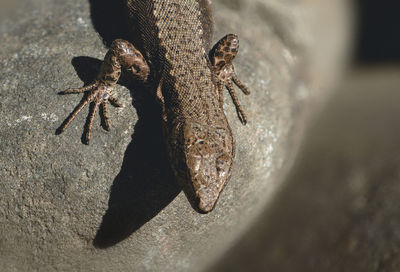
(57, 0, 250, 213)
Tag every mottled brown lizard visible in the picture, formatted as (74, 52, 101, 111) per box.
(57, 0, 250, 213)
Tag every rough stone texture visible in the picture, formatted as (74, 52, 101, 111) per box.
(0, 0, 350, 271)
(210, 68, 400, 272)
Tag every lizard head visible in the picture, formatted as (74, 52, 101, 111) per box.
(168, 121, 235, 213)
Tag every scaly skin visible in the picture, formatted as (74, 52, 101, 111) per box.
(57, 0, 250, 213)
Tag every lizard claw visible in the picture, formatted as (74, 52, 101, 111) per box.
(56, 81, 121, 144)
(58, 83, 97, 95)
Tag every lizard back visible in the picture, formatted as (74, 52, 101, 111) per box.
(125, 0, 225, 125)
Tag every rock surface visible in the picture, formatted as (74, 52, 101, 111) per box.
(0, 0, 350, 271)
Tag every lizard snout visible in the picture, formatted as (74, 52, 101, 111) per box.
(170, 121, 234, 213)
(186, 146, 233, 213)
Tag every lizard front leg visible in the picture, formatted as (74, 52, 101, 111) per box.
(57, 39, 150, 144)
(210, 34, 250, 125)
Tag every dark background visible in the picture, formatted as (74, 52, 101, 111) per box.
(356, 0, 400, 63)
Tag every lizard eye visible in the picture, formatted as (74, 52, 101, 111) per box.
(216, 153, 231, 178)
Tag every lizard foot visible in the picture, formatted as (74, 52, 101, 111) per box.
(210, 34, 250, 125)
(56, 39, 150, 144)
(56, 82, 122, 144)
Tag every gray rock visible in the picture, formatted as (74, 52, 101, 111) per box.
(0, 0, 350, 271)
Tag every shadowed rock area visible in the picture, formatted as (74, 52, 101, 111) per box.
(0, 0, 349, 271)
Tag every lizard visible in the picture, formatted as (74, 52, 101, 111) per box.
(57, 0, 250, 213)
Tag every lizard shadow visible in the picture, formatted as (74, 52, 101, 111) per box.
(68, 0, 182, 247)
(69, 56, 181, 248)
(93, 74, 180, 248)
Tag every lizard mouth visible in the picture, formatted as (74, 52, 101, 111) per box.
(176, 162, 221, 213)
(196, 187, 220, 213)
